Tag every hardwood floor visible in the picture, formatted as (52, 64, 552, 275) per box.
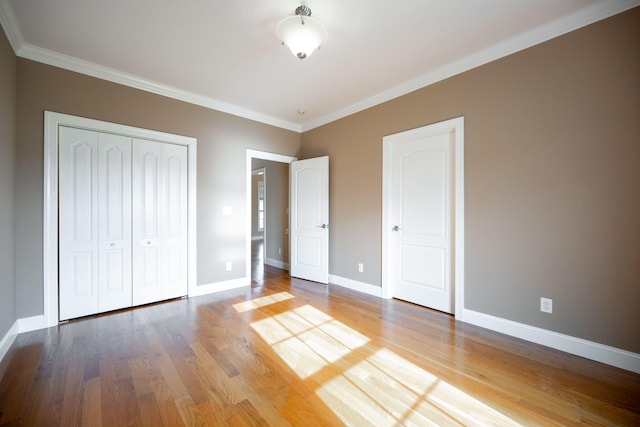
(1, 249, 638, 425)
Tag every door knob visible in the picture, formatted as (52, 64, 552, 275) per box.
(392, 225, 401, 231)
(320, 224, 329, 229)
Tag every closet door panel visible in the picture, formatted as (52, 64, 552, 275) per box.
(98, 133, 133, 312)
(162, 144, 188, 299)
(132, 139, 163, 306)
(59, 127, 100, 320)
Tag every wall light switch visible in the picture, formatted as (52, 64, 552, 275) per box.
(223, 206, 232, 216)
(225, 261, 232, 271)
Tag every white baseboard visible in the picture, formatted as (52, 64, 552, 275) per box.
(0, 321, 19, 363)
(329, 275, 383, 298)
(322, 277, 639, 373)
(189, 277, 249, 297)
(265, 258, 289, 270)
(18, 314, 46, 333)
(463, 309, 640, 374)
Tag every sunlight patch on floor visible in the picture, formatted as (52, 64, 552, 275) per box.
(319, 348, 520, 426)
(250, 302, 520, 426)
(251, 304, 370, 378)
(232, 291, 294, 313)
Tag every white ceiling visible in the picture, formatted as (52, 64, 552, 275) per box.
(1, 0, 637, 132)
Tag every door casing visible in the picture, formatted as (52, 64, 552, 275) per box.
(382, 116, 465, 319)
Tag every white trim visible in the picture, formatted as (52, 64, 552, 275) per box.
(329, 275, 383, 298)
(44, 111, 197, 327)
(189, 278, 248, 298)
(321, 275, 640, 373)
(17, 315, 46, 333)
(454, 120, 466, 320)
(464, 309, 640, 374)
(0, 0, 24, 53)
(16, 43, 301, 133)
(265, 258, 289, 271)
(301, 0, 640, 131)
(0, 315, 48, 364)
(245, 149, 297, 285)
(0, 321, 18, 363)
(382, 117, 465, 318)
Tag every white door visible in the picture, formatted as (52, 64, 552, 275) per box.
(290, 156, 329, 284)
(390, 129, 454, 313)
(59, 128, 133, 320)
(161, 143, 188, 300)
(98, 133, 133, 313)
(132, 139, 188, 305)
(59, 127, 100, 320)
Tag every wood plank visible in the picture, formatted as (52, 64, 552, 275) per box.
(80, 377, 102, 427)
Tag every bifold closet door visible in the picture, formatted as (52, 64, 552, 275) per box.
(132, 139, 188, 306)
(59, 127, 132, 320)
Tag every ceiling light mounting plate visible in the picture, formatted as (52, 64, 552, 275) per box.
(295, 6, 312, 17)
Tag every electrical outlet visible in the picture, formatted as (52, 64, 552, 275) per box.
(540, 297, 553, 314)
(358, 263, 364, 273)
(225, 261, 232, 271)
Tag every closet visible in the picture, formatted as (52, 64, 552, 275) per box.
(58, 126, 188, 320)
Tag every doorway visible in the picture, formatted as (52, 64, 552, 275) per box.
(382, 117, 465, 318)
(246, 150, 296, 285)
(251, 167, 266, 280)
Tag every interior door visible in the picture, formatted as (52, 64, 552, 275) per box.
(59, 128, 133, 320)
(59, 127, 100, 320)
(132, 139, 163, 305)
(98, 132, 133, 313)
(391, 130, 454, 313)
(132, 139, 188, 305)
(290, 156, 329, 284)
(161, 143, 188, 300)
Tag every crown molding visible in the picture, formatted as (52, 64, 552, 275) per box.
(1, 0, 302, 132)
(0, 0, 24, 52)
(17, 44, 302, 132)
(301, 0, 640, 132)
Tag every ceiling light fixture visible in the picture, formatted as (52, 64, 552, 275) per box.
(276, 5, 327, 60)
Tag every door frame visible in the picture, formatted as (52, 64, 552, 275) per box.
(381, 116, 465, 319)
(245, 150, 297, 281)
(43, 111, 197, 327)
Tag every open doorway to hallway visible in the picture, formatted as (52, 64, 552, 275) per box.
(250, 157, 291, 285)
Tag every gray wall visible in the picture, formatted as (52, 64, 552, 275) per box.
(0, 25, 16, 337)
(302, 8, 640, 353)
(15, 59, 301, 319)
(252, 158, 290, 266)
(251, 172, 264, 239)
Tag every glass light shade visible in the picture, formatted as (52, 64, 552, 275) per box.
(276, 15, 327, 59)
